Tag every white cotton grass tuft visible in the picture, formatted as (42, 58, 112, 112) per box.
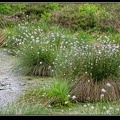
(100, 94, 104, 99)
(101, 88, 107, 93)
(106, 83, 111, 87)
(72, 95, 76, 100)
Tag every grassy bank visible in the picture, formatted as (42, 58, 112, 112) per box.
(0, 3, 120, 115)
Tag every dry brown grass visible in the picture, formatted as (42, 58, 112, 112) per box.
(70, 74, 120, 102)
(0, 29, 6, 47)
(21, 65, 51, 76)
(32, 65, 51, 76)
(0, 18, 7, 47)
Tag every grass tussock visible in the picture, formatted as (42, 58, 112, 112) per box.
(70, 75, 120, 102)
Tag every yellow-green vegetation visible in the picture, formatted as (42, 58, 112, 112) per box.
(0, 3, 120, 115)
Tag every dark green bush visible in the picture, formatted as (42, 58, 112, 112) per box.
(0, 3, 26, 15)
(0, 3, 12, 15)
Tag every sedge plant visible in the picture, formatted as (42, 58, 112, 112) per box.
(70, 36, 120, 102)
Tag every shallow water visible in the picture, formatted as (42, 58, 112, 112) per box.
(0, 48, 27, 108)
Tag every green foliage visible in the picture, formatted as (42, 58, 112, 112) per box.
(107, 33, 120, 45)
(14, 42, 57, 76)
(77, 3, 108, 30)
(0, 3, 26, 15)
(23, 3, 58, 21)
(77, 4, 99, 29)
(77, 30, 93, 42)
(6, 20, 79, 76)
(11, 3, 26, 12)
(79, 3, 98, 14)
(41, 11, 51, 20)
(75, 37, 120, 81)
(0, 3, 12, 14)
(0, 2, 120, 114)
(45, 3, 59, 11)
(44, 79, 71, 107)
(50, 3, 118, 33)
(53, 35, 120, 81)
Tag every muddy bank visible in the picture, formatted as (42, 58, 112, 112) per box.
(0, 48, 28, 108)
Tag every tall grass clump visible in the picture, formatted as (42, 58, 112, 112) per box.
(6, 19, 73, 54)
(70, 36, 120, 102)
(40, 78, 73, 107)
(6, 20, 41, 53)
(9, 19, 83, 76)
(14, 31, 76, 76)
(14, 41, 57, 76)
(16, 78, 73, 108)
(54, 39, 87, 80)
